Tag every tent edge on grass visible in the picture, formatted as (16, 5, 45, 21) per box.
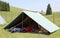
(4, 11, 60, 34)
(4, 12, 27, 29)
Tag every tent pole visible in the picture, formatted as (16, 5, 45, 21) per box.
(22, 13, 23, 28)
(53, 13, 55, 23)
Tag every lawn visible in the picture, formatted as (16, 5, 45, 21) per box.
(0, 7, 60, 38)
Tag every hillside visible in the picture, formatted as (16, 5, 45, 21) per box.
(0, 7, 23, 24)
(0, 7, 60, 38)
(43, 12, 60, 27)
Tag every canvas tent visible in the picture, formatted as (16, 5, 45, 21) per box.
(0, 15, 6, 25)
(4, 11, 59, 34)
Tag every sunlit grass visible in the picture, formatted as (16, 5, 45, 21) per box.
(0, 7, 60, 38)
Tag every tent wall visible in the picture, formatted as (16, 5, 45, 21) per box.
(4, 12, 27, 29)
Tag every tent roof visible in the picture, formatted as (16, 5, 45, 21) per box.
(0, 15, 6, 25)
(23, 11, 60, 33)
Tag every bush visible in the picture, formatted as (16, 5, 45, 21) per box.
(0, 1, 10, 11)
(46, 4, 52, 15)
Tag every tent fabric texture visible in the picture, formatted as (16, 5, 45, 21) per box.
(0, 15, 6, 25)
(4, 11, 60, 34)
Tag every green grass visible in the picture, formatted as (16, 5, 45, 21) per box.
(44, 12, 60, 27)
(0, 7, 22, 23)
(0, 7, 60, 38)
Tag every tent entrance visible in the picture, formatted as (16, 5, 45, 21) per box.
(13, 16, 39, 32)
(11, 16, 50, 34)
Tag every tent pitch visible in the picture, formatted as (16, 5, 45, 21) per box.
(0, 15, 6, 25)
(4, 11, 60, 34)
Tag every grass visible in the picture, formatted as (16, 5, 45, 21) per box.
(44, 12, 60, 27)
(0, 7, 60, 38)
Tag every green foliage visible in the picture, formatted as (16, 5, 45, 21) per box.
(46, 4, 52, 15)
(0, 1, 10, 11)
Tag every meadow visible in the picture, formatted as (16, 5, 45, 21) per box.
(0, 7, 60, 38)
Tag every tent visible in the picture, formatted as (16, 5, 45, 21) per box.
(4, 11, 60, 34)
(0, 15, 6, 25)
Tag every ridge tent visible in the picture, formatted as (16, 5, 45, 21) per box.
(0, 15, 6, 25)
(4, 11, 59, 34)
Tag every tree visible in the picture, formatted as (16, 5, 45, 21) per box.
(0, 1, 10, 11)
(46, 4, 52, 15)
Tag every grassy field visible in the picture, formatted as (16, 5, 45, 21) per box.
(0, 7, 60, 38)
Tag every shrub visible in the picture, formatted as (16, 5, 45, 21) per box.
(0, 1, 10, 11)
(46, 4, 52, 15)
